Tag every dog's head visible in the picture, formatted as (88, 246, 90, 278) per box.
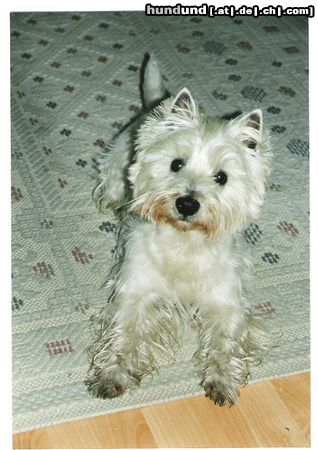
(129, 88, 271, 239)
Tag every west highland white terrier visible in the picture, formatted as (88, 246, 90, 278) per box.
(86, 55, 273, 406)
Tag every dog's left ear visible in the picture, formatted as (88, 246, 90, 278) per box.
(171, 88, 197, 118)
(236, 109, 263, 149)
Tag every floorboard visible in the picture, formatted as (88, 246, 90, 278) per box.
(13, 372, 310, 448)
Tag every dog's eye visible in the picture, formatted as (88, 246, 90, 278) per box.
(215, 171, 228, 185)
(170, 159, 184, 172)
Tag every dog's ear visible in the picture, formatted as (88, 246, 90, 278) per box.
(170, 88, 197, 118)
(235, 109, 263, 150)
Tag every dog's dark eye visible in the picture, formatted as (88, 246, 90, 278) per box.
(215, 171, 228, 185)
(171, 159, 184, 172)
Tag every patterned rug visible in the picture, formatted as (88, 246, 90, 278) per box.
(11, 12, 309, 433)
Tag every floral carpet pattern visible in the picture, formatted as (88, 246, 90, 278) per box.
(11, 12, 309, 432)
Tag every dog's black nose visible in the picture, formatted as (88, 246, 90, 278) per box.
(175, 195, 200, 217)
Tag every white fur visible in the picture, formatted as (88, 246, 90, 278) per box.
(87, 56, 273, 406)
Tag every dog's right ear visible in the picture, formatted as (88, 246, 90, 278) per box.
(235, 109, 264, 150)
(171, 88, 197, 118)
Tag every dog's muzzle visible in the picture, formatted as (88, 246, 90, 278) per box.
(175, 195, 200, 217)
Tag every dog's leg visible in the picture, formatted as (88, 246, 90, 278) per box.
(86, 306, 143, 399)
(86, 291, 181, 399)
(93, 128, 133, 212)
(195, 305, 255, 406)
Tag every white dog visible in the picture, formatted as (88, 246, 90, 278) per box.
(86, 55, 273, 406)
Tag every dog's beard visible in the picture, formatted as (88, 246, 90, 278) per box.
(129, 192, 231, 240)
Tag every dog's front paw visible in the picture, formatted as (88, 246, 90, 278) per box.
(85, 365, 132, 399)
(85, 364, 142, 399)
(202, 380, 237, 407)
(85, 375, 125, 399)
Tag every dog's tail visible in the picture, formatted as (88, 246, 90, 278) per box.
(141, 53, 168, 110)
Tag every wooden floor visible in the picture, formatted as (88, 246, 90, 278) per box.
(13, 372, 310, 448)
